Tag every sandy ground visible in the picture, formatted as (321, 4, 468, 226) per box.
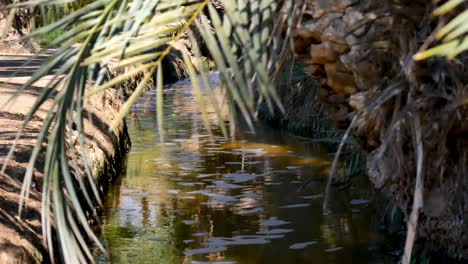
(0, 53, 53, 263)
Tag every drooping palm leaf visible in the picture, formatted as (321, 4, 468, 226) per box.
(0, 0, 305, 263)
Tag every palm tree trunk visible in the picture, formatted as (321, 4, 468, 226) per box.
(294, 0, 468, 260)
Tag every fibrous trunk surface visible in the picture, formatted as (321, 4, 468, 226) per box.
(294, 0, 468, 259)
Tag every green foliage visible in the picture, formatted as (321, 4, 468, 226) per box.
(0, 0, 305, 263)
(35, 28, 64, 47)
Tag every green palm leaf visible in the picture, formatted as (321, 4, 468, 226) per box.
(414, 0, 468, 60)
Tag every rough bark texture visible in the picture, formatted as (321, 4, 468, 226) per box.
(293, 0, 467, 259)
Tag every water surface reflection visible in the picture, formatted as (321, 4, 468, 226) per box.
(99, 78, 388, 264)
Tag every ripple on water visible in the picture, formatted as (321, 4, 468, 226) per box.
(350, 199, 370, 205)
(289, 241, 318, 250)
(184, 246, 227, 256)
(192, 232, 208, 237)
(237, 207, 264, 216)
(203, 236, 271, 247)
(256, 229, 294, 235)
(280, 203, 311, 209)
(182, 220, 198, 225)
(212, 180, 245, 190)
(191, 261, 236, 264)
(222, 173, 257, 183)
(325, 246, 344, 252)
(102, 85, 387, 263)
(260, 217, 290, 227)
(199, 191, 237, 203)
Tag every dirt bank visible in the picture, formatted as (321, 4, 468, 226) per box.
(0, 53, 130, 263)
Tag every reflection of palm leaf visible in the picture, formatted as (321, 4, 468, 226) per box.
(1, 0, 304, 262)
(414, 0, 468, 60)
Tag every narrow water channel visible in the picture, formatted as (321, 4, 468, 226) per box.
(98, 76, 390, 263)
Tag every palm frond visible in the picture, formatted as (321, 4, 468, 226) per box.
(414, 0, 468, 60)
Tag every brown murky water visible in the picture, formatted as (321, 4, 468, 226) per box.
(98, 76, 390, 264)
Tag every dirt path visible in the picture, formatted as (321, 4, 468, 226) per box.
(0, 53, 55, 117)
(0, 53, 54, 263)
(0, 52, 130, 263)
